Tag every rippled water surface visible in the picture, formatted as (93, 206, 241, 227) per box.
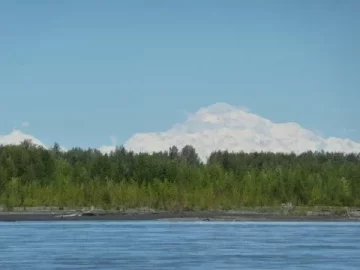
(0, 221, 360, 269)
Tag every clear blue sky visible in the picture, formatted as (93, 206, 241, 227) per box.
(1, 0, 359, 148)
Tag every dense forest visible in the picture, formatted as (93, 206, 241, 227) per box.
(1, 140, 360, 210)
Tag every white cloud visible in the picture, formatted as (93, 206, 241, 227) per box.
(110, 136, 117, 145)
(342, 128, 357, 134)
(117, 102, 360, 161)
(21, 121, 30, 127)
(98, 136, 118, 153)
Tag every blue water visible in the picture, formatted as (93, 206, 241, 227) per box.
(0, 221, 359, 269)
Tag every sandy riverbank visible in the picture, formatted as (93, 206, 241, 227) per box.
(1, 207, 360, 222)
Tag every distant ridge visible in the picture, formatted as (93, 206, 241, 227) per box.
(2, 104, 360, 161)
(121, 103, 360, 161)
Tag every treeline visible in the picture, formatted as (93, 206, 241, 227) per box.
(0, 140, 360, 209)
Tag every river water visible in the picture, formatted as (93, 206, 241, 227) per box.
(0, 221, 359, 269)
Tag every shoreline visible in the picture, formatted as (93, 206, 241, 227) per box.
(1, 208, 360, 222)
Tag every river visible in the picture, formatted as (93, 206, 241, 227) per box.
(1, 221, 359, 269)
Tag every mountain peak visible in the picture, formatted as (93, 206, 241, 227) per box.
(123, 103, 360, 161)
(0, 130, 45, 147)
(170, 103, 271, 134)
(202, 102, 237, 114)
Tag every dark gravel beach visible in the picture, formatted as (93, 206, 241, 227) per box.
(1, 209, 360, 222)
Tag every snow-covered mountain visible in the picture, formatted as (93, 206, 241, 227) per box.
(123, 103, 360, 161)
(0, 130, 67, 151)
(2, 103, 360, 161)
(0, 130, 46, 148)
